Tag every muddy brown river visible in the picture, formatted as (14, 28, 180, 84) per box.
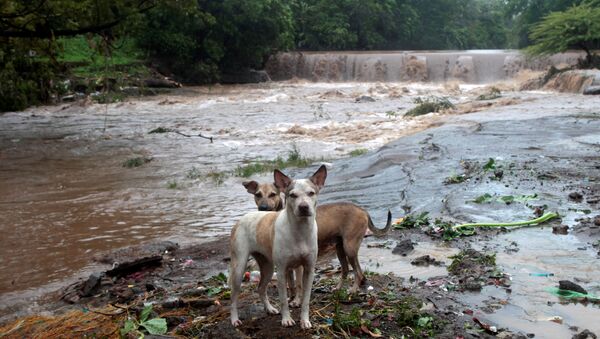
(0, 82, 441, 297)
(1, 79, 599, 336)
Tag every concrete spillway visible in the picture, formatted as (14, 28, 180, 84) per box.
(266, 50, 583, 84)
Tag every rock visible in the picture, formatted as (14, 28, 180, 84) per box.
(161, 297, 184, 309)
(583, 86, 600, 95)
(80, 272, 103, 297)
(494, 170, 504, 179)
(573, 329, 597, 339)
(392, 239, 414, 256)
(411, 255, 442, 266)
(594, 215, 600, 227)
(463, 277, 482, 291)
(552, 225, 569, 235)
(569, 192, 584, 202)
(558, 280, 588, 294)
(111, 285, 135, 303)
(355, 95, 376, 103)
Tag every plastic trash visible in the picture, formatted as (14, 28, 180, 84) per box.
(547, 316, 563, 324)
(546, 287, 600, 301)
(249, 271, 261, 282)
(529, 272, 554, 277)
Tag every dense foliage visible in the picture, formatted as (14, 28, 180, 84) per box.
(526, 1, 600, 66)
(135, 0, 293, 83)
(1, 0, 600, 111)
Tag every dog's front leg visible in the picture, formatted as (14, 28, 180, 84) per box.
(299, 262, 315, 329)
(276, 267, 295, 327)
(289, 266, 303, 307)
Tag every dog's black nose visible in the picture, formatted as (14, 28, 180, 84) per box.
(298, 204, 310, 215)
(258, 204, 270, 211)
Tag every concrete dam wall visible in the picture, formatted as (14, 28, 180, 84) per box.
(266, 50, 583, 84)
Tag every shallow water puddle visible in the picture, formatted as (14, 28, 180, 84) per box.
(467, 228, 600, 336)
(358, 241, 459, 280)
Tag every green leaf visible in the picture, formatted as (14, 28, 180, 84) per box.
(483, 158, 496, 171)
(417, 316, 433, 328)
(120, 319, 137, 336)
(207, 287, 222, 297)
(140, 318, 168, 335)
(140, 304, 153, 322)
(499, 195, 514, 204)
(213, 272, 227, 283)
(473, 193, 493, 204)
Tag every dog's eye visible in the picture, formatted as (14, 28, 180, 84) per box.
(289, 193, 298, 199)
(269, 193, 277, 198)
(307, 191, 315, 197)
(254, 193, 262, 198)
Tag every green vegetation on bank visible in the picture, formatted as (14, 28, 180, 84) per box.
(57, 36, 146, 77)
(235, 146, 314, 178)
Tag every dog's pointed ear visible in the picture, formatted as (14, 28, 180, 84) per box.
(309, 165, 327, 190)
(242, 181, 259, 194)
(274, 169, 292, 191)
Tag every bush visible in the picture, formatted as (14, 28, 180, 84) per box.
(0, 42, 59, 112)
(527, 3, 600, 67)
(406, 97, 454, 117)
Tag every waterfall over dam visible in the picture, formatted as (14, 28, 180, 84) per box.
(266, 50, 583, 84)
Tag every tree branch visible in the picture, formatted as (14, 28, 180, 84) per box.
(0, 0, 48, 19)
(0, 1, 156, 38)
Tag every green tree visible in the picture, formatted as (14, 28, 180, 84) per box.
(503, 0, 584, 48)
(526, 2, 600, 66)
(135, 0, 293, 83)
(0, 0, 155, 38)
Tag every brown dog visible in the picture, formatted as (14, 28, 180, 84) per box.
(242, 180, 391, 293)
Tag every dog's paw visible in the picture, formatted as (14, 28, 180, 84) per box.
(281, 317, 296, 327)
(300, 319, 312, 329)
(289, 297, 301, 308)
(231, 318, 243, 327)
(265, 304, 279, 314)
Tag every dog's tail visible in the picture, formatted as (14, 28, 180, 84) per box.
(367, 210, 392, 236)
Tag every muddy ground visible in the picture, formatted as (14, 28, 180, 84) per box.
(1, 84, 600, 338)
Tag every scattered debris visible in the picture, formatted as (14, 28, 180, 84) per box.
(553, 225, 569, 235)
(558, 280, 588, 295)
(411, 255, 443, 267)
(405, 96, 454, 117)
(573, 329, 598, 339)
(569, 192, 584, 202)
(391, 239, 414, 256)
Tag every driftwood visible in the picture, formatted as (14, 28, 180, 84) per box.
(105, 255, 163, 277)
(149, 127, 213, 143)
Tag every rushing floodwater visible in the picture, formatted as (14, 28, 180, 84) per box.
(0, 82, 448, 298)
(1, 79, 599, 337)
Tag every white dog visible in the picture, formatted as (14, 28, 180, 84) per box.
(229, 165, 327, 329)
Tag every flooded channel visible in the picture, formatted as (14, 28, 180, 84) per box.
(1, 70, 599, 336)
(0, 82, 453, 299)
